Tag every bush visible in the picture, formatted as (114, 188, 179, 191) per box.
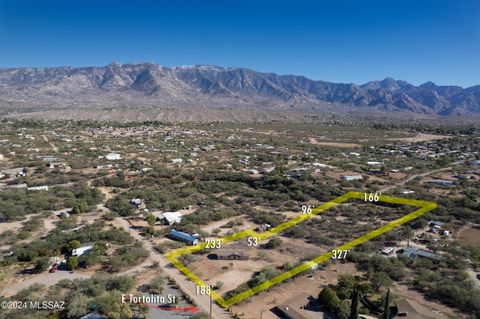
(148, 276, 164, 294)
(265, 237, 282, 249)
(109, 245, 149, 272)
(67, 256, 79, 270)
(34, 257, 50, 273)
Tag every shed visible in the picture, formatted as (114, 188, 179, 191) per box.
(59, 210, 71, 218)
(209, 251, 248, 260)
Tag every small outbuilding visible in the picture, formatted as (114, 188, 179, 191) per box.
(209, 251, 248, 260)
(168, 229, 199, 245)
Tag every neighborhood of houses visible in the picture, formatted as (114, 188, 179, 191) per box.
(0, 123, 479, 319)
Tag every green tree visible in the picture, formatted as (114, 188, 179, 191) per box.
(318, 287, 340, 311)
(146, 213, 156, 236)
(336, 300, 350, 319)
(72, 201, 89, 214)
(337, 274, 356, 299)
(96, 290, 133, 319)
(94, 241, 109, 255)
(67, 256, 79, 270)
(146, 213, 156, 227)
(68, 240, 81, 250)
(34, 257, 51, 273)
(371, 272, 393, 292)
(67, 293, 91, 318)
(146, 225, 155, 236)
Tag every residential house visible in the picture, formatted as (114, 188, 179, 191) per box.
(80, 312, 107, 319)
(341, 175, 363, 181)
(261, 166, 276, 174)
(427, 179, 455, 186)
(156, 211, 182, 225)
(105, 153, 122, 161)
(398, 247, 440, 262)
(72, 245, 93, 257)
(42, 156, 59, 163)
(285, 169, 307, 179)
(28, 185, 49, 191)
(274, 293, 321, 319)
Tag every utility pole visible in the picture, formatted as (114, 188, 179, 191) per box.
(209, 286, 212, 319)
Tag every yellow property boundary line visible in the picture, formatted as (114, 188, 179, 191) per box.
(165, 191, 437, 308)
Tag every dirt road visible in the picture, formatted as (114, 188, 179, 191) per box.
(379, 166, 453, 193)
(41, 134, 59, 152)
(113, 217, 232, 319)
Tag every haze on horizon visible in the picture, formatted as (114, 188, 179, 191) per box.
(0, 0, 479, 87)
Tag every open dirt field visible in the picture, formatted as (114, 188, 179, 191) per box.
(387, 133, 452, 143)
(230, 262, 359, 319)
(187, 236, 327, 293)
(308, 137, 360, 148)
(457, 226, 480, 246)
(201, 215, 256, 237)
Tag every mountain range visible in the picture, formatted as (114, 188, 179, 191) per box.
(0, 63, 479, 120)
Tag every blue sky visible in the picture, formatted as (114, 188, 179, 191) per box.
(0, 0, 479, 87)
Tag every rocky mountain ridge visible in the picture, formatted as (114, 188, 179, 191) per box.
(0, 63, 479, 118)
